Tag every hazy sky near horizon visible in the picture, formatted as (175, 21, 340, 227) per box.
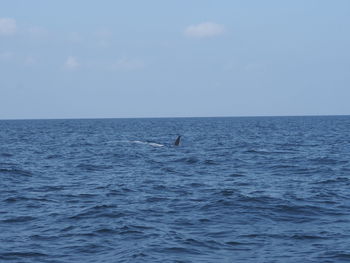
(1, 0, 349, 119)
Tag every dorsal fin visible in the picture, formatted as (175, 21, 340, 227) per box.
(174, 135, 181, 146)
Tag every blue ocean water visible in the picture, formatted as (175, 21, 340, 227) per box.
(1, 116, 350, 263)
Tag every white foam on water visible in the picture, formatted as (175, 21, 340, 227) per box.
(130, 140, 164, 147)
(105, 140, 165, 147)
(148, 142, 165, 147)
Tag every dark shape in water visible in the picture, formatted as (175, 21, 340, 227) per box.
(174, 135, 181, 146)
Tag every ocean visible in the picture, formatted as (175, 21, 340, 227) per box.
(1, 116, 350, 262)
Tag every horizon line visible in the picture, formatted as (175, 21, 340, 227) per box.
(1, 114, 349, 121)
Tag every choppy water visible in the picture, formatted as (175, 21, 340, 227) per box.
(1, 116, 350, 262)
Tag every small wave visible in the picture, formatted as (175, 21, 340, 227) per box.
(228, 173, 245, 177)
(75, 243, 105, 254)
(152, 184, 167, 190)
(3, 196, 53, 203)
(183, 238, 221, 249)
(62, 193, 98, 200)
(76, 163, 113, 171)
(274, 204, 322, 216)
(314, 177, 349, 185)
(225, 241, 257, 250)
(0, 152, 13, 157)
(45, 154, 61, 159)
(77, 193, 98, 198)
(4, 197, 22, 202)
(60, 226, 75, 232)
(95, 228, 118, 234)
(131, 252, 147, 258)
(291, 234, 325, 240)
(226, 241, 245, 246)
(0, 251, 47, 259)
(69, 142, 95, 147)
(236, 194, 280, 204)
(204, 159, 219, 165)
(270, 164, 298, 169)
(161, 167, 179, 174)
(118, 226, 143, 235)
(145, 196, 169, 203)
(129, 224, 154, 230)
(68, 204, 125, 220)
(41, 185, 65, 192)
(30, 234, 59, 241)
(160, 246, 201, 255)
(220, 189, 235, 196)
(244, 149, 271, 154)
(331, 253, 350, 260)
(174, 157, 199, 164)
(0, 162, 16, 165)
(0, 168, 32, 176)
(189, 182, 206, 188)
(1, 216, 36, 223)
(29, 185, 64, 193)
(310, 157, 338, 165)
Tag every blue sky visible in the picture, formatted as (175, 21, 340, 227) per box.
(1, 0, 349, 119)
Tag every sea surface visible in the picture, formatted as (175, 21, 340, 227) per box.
(1, 116, 350, 263)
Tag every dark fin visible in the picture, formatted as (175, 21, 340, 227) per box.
(174, 136, 181, 146)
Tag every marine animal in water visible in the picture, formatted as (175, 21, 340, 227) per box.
(174, 135, 181, 146)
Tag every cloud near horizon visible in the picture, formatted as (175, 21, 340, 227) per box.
(184, 22, 225, 38)
(0, 18, 17, 36)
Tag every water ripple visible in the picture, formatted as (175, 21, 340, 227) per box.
(1, 116, 350, 262)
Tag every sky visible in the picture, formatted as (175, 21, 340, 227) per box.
(1, 0, 349, 119)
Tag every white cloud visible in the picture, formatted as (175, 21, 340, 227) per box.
(184, 22, 225, 38)
(64, 56, 80, 70)
(0, 18, 17, 36)
(112, 58, 144, 71)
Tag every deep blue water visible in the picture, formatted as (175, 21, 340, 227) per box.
(1, 116, 350, 263)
